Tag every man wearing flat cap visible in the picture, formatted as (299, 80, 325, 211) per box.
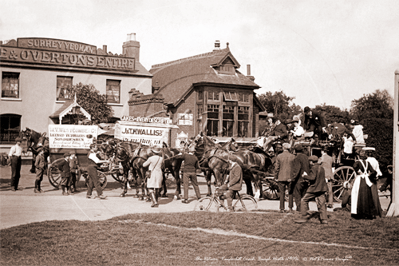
(8, 137, 23, 191)
(274, 142, 295, 213)
(295, 154, 328, 224)
(57, 152, 72, 195)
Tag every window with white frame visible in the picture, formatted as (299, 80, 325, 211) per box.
(106, 80, 120, 103)
(2, 72, 20, 98)
(206, 104, 219, 137)
(238, 106, 249, 137)
(0, 114, 21, 143)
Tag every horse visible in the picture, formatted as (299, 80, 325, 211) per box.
(195, 133, 272, 199)
(161, 142, 183, 199)
(21, 128, 49, 173)
(193, 133, 243, 196)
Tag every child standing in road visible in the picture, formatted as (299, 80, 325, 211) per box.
(34, 147, 45, 193)
(57, 152, 72, 195)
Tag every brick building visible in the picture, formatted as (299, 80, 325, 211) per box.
(129, 41, 265, 148)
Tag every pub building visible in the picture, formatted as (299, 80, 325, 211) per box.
(128, 41, 265, 148)
(0, 34, 152, 152)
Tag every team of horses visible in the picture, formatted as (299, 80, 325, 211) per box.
(18, 128, 274, 200)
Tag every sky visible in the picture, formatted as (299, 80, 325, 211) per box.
(1, 0, 398, 110)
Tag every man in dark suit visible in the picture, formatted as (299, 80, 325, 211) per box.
(303, 106, 326, 139)
(220, 160, 243, 212)
(262, 118, 288, 152)
(295, 155, 328, 224)
(275, 142, 295, 213)
(291, 144, 310, 211)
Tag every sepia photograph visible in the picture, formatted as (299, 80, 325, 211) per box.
(1, 0, 398, 265)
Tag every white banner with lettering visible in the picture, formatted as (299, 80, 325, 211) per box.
(48, 125, 98, 149)
(114, 123, 169, 146)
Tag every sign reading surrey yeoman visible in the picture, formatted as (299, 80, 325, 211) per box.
(48, 125, 98, 149)
(115, 116, 172, 146)
(0, 38, 134, 71)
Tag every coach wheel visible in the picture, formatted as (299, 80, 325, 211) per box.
(262, 179, 280, 200)
(48, 165, 61, 189)
(332, 166, 356, 203)
(262, 178, 289, 201)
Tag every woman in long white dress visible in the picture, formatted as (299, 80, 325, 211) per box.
(351, 151, 382, 219)
(143, 146, 164, 208)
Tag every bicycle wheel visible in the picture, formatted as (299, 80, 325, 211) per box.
(194, 197, 226, 212)
(233, 195, 258, 212)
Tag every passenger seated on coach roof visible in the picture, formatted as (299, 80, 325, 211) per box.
(303, 106, 327, 141)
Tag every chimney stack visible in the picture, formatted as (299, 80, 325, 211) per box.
(123, 33, 140, 61)
(247, 64, 255, 82)
(103, 45, 107, 54)
(213, 40, 220, 51)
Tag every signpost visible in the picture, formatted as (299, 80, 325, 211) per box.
(387, 70, 399, 217)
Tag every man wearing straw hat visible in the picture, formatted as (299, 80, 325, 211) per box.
(8, 137, 23, 191)
(143, 146, 164, 207)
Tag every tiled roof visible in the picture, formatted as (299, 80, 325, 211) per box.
(49, 100, 74, 118)
(149, 48, 260, 107)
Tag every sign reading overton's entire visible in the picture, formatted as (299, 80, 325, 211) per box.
(0, 38, 135, 71)
(48, 125, 97, 149)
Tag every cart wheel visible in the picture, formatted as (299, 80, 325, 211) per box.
(48, 165, 61, 189)
(332, 166, 356, 203)
(262, 179, 281, 200)
(97, 171, 108, 190)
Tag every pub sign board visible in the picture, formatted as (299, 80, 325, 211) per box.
(48, 125, 97, 149)
(0, 38, 135, 72)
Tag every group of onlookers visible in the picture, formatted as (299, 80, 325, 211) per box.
(272, 140, 384, 224)
(274, 142, 332, 224)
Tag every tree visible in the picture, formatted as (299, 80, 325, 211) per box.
(72, 83, 114, 123)
(350, 89, 394, 121)
(350, 89, 394, 172)
(258, 91, 302, 121)
(314, 104, 351, 125)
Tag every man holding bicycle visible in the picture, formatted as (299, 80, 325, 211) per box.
(220, 160, 243, 212)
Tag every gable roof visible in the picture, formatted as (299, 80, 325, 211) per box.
(49, 99, 91, 122)
(149, 48, 260, 107)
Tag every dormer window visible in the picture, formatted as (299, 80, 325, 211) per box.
(218, 65, 235, 74)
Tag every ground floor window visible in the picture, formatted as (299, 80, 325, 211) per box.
(206, 104, 219, 137)
(203, 103, 251, 138)
(2, 72, 20, 98)
(238, 106, 249, 137)
(222, 105, 234, 137)
(56, 76, 73, 101)
(106, 80, 121, 103)
(0, 114, 21, 143)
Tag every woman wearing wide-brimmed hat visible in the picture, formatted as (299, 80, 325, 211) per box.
(143, 146, 164, 207)
(8, 137, 23, 191)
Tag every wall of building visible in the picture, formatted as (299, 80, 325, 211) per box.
(0, 66, 152, 134)
(169, 90, 196, 147)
